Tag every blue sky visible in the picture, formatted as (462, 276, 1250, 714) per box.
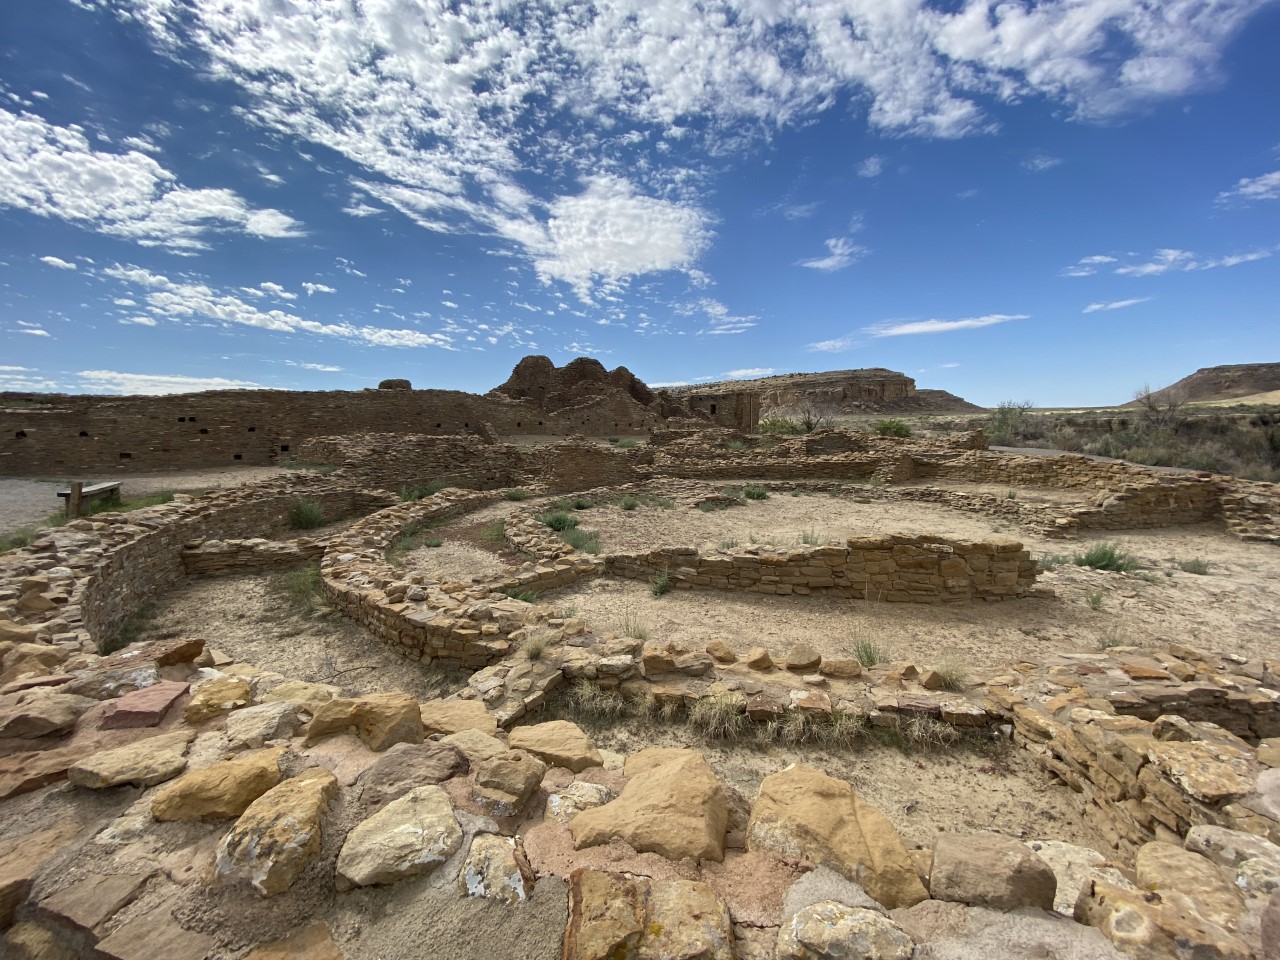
(1, 1, 1277, 407)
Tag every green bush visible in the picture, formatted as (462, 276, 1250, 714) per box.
(539, 510, 579, 531)
(1179, 557, 1212, 575)
(1074, 542, 1139, 573)
(503, 488, 531, 501)
(400, 479, 446, 501)
(562, 528, 601, 554)
(875, 418, 912, 438)
(1086, 589, 1105, 610)
(725, 439, 750, 451)
(651, 571, 672, 596)
(616, 438, 637, 449)
(619, 495, 639, 511)
(743, 486, 769, 500)
(289, 498, 326, 529)
(504, 588, 539, 603)
(758, 416, 806, 435)
(851, 635, 888, 667)
(571, 496, 593, 510)
(0, 528, 39, 554)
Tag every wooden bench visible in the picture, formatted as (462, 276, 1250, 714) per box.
(57, 481, 122, 518)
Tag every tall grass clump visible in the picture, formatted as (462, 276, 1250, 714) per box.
(743, 486, 769, 500)
(616, 438, 638, 449)
(289, 498, 326, 530)
(1179, 557, 1212, 575)
(503, 488, 531, 501)
(851, 634, 888, 667)
(267, 565, 329, 618)
(1074, 542, 1139, 573)
(0, 528, 39, 554)
(688, 696, 747, 741)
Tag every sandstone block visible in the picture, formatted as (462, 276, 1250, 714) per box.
(508, 720, 602, 772)
(37, 871, 153, 934)
(99, 681, 188, 729)
(224, 701, 299, 749)
(746, 647, 773, 670)
(0, 823, 82, 928)
(151, 748, 284, 821)
(440, 728, 507, 764)
(473, 749, 546, 816)
(460, 833, 535, 903)
(930, 832, 1056, 911)
(785, 643, 822, 672)
(67, 729, 195, 789)
(357, 741, 467, 808)
(747, 764, 927, 909)
(0, 690, 94, 738)
(777, 901, 914, 960)
(306, 692, 423, 752)
(243, 921, 343, 960)
(706, 640, 737, 664)
(336, 784, 462, 890)
(184, 676, 252, 724)
(420, 699, 498, 737)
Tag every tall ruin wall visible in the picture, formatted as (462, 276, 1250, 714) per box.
(0, 384, 756, 475)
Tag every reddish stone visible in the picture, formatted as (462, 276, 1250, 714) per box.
(0, 823, 82, 928)
(93, 638, 205, 673)
(99, 682, 189, 730)
(0, 675, 74, 696)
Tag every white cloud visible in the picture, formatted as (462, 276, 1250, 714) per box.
(0, 107, 304, 251)
(857, 155, 885, 178)
(285, 361, 342, 372)
(91, 0, 1264, 290)
(76, 370, 262, 394)
(939, 362, 961, 368)
(1083, 297, 1151, 313)
(104, 263, 454, 350)
(301, 282, 336, 296)
(868, 314, 1027, 337)
(16, 328, 52, 337)
(1061, 253, 1118, 276)
(258, 281, 296, 300)
(1113, 247, 1271, 276)
(119, 315, 158, 326)
(767, 201, 820, 221)
(687, 298, 757, 336)
(1217, 170, 1280, 204)
(807, 334, 860, 353)
(798, 237, 866, 272)
(1022, 152, 1062, 172)
(0, 365, 32, 372)
(39, 255, 76, 270)
(724, 368, 774, 378)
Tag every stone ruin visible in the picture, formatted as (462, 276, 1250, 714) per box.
(0, 423, 1278, 958)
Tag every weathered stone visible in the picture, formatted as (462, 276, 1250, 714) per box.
(1076, 876, 1251, 960)
(545, 781, 613, 823)
(930, 832, 1056, 912)
(572, 748, 728, 862)
(440, 728, 507, 763)
(224, 700, 299, 749)
(1185, 824, 1280, 870)
(306, 691, 423, 752)
(184, 675, 252, 724)
(2, 920, 78, 960)
(777, 901, 914, 960)
(746, 647, 773, 670)
(151, 748, 284, 821)
(0, 823, 82, 928)
(66, 729, 195, 789)
(891, 899, 1127, 960)
(1145, 739, 1255, 805)
(216, 767, 338, 896)
(0, 690, 94, 738)
(37, 871, 152, 933)
(243, 921, 344, 960)
(508, 720, 602, 772)
(420, 699, 498, 737)
(93, 907, 217, 960)
(786, 643, 822, 672)
(473, 749, 547, 816)
(99, 681, 188, 729)
(783, 866, 887, 918)
(259, 679, 339, 716)
(1026, 839, 1105, 915)
(819, 658, 862, 679)
(357, 741, 467, 808)
(460, 833, 535, 903)
(1134, 841, 1244, 931)
(706, 640, 737, 664)
(562, 869, 734, 960)
(747, 764, 928, 909)
(0, 621, 43, 644)
(336, 784, 462, 890)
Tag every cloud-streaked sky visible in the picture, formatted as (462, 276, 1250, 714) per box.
(1, 1, 1277, 405)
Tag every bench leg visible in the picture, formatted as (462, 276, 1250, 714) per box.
(67, 481, 83, 519)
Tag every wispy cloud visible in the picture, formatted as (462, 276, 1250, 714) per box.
(1061, 254, 1118, 277)
(857, 155, 885, 178)
(76, 370, 262, 394)
(39, 255, 76, 270)
(285, 361, 343, 372)
(868, 314, 1027, 337)
(807, 334, 860, 354)
(1114, 247, 1271, 276)
(0, 107, 304, 251)
(1083, 297, 1151, 313)
(1022, 152, 1062, 172)
(1217, 170, 1280, 204)
(797, 237, 867, 272)
(723, 367, 774, 379)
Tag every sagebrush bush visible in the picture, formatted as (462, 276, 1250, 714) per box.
(743, 485, 768, 500)
(562, 528, 601, 554)
(875, 418, 912, 438)
(619, 495, 639, 511)
(289, 498, 325, 529)
(758, 416, 806, 435)
(1074, 542, 1139, 573)
(539, 510, 579, 531)
(1179, 557, 1211, 575)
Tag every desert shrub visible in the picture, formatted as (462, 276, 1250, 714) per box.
(1074, 542, 1139, 573)
(607, 437, 620, 444)
(423, 537, 443, 548)
(799, 528, 823, 545)
(1086, 589, 1105, 610)
(539, 510, 579, 531)
(851, 634, 888, 667)
(503, 488, 531, 501)
(562, 528, 601, 554)
(688, 696, 748, 741)
(1179, 557, 1212, 575)
(619, 495, 639, 511)
(875, 418, 912, 438)
(933, 661, 969, 692)
(522, 636, 547, 661)
(504, 588, 539, 603)
(1038, 554, 1071, 571)
(719, 538, 739, 550)
(571, 496, 594, 510)
(621, 609, 649, 641)
(758, 416, 806, 435)
(743, 485, 769, 500)
(289, 498, 326, 529)
(616, 438, 638, 449)
(480, 522, 506, 544)
(699, 500, 731, 513)
(267, 565, 328, 618)
(0, 528, 39, 554)
(725, 439, 750, 451)
(562, 678, 628, 724)
(987, 400, 1034, 446)
(650, 571, 672, 596)
(400, 479, 446, 501)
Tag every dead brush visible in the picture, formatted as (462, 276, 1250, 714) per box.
(687, 696, 748, 741)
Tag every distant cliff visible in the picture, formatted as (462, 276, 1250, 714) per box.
(1129, 363, 1280, 405)
(669, 368, 981, 414)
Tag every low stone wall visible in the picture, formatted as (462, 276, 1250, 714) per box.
(605, 534, 1039, 602)
(544, 441, 639, 492)
(304, 433, 529, 491)
(180, 537, 329, 575)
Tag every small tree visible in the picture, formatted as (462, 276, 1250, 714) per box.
(1133, 384, 1187, 429)
(988, 400, 1034, 445)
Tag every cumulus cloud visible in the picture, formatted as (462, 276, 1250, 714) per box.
(1083, 297, 1151, 313)
(868, 314, 1027, 337)
(104, 263, 454, 350)
(1217, 170, 1280, 204)
(87, 0, 1266, 290)
(39, 255, 76, 270)
(301, 282, 336, 296)
(258, 281, 296, 300)
(76, 370, 262, 394)
(0, 107, 304, 251)
(798, 237, 867, 272)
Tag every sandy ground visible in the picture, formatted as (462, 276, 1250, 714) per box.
(134, 572, 467, 701)
(0, 465, 299, 536)
(580, 491, 1027, 556)
(548, 515, 1280, 671)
